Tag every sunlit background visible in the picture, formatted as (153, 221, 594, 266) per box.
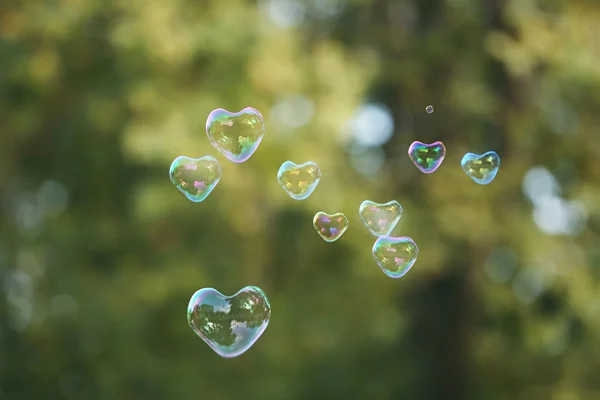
(2, 0, 600, 399)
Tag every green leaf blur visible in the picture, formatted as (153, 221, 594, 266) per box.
(2, 0, 600, 399)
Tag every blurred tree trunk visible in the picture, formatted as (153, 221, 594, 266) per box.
(380, 0, 514, 398)
(400, 243, 479, 400)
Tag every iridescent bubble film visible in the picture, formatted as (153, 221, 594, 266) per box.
(408, 140, 446, 174)
(426, 105, 434, 114)
(313, 212, 349, 242)
(359, 200, 402, 237)
(461, 151, 500, 185)
(372, 236, 419, 278)
(277, 161, 321, 200)
(169, 155, 221, 202)
(187, 286, 271, 358)
(206, 107, 265, 163)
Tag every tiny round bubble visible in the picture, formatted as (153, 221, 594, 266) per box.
(169, 155, 221, 202)
(206, 107, 265, 163)
(461, 151, 500, 185)
(313, 212, 349, 242)
(372, 236, 419, 278)
(426, 105, 434, 114)
(359, 200, 403, 237)
(408, 141, 446, 174)
(187, 286, 271, 358)
(277, 161, 321, 200)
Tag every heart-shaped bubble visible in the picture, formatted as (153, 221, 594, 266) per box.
(187, 286, 271, 358)
(372, 236, 419, 278)
(169, 155, 221, 202)
(313, 212, 349, 242)
(461, 151, 500, 185)
(206, 107, 265, 163)
(359, 200, 403, 237)
(408, 140, 446, 174)
(277, 161, 321, 200)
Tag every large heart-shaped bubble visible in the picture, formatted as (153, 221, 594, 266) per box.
(359, 200, 403, 237)
(169, 155, 221, 202)
(187, 286, 271, 358)
(313, 212, 349, 242)
(461, 151, 500, 185)
(206, 107, 265, 163)
(277, 161, 321, 200)
(408, 140, 446, 174)
(372, 236, 419, 278)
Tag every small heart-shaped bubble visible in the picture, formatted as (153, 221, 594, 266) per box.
(408, 141, 446, 174)
(277, 161, 321, 200)
(461, 151, 500, 185)
(359, 200, 403, 237)
(169, 155, 221, 202)
(313, 212, 349, 242)
(206, 107, 265, 163)
(372, 236, 419, 278)
(187, 286, 271, 358)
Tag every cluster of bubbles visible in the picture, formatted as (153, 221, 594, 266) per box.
(172, 104, 501, 358)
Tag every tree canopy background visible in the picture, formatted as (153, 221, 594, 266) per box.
(2, 0, 600, 399)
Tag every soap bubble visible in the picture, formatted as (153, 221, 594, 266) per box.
(461, 151, 500, 185)
(313, 212, 349, 242)
(187, 286, 271, 358)
(372, 236, 419, 278)
(277, 161, 321, 200)
(408, 141, 446, 174)
(359, 200, 402, 237)
(169, 156, 221, 202)
(206, 107, 265, 163)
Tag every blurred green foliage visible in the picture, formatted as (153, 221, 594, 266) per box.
(2, 0, 600, 399)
